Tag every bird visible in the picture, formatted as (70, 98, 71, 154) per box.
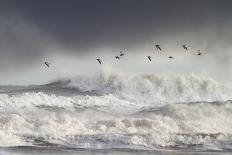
(120, 51, 124, 57)
(96, 59, 102, 64)
(155, 45, 162, 51)
(44, 62, 51, 67)
(197, 50, 202, 55)
(168, 56, 174, 59)
(182, 45, 188, 50)
(147, 56, 152, 61)
(115, 56, 120, 59)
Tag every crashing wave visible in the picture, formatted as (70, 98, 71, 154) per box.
(0, 70, 232, 150)
(0, 92, 232, 149)
(59, 71, 232, 105)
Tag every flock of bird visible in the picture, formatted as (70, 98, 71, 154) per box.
(95, 44, 203, 65)
(44, 44, 203, 67)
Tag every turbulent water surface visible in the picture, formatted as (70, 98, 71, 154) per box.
(0, 72, 232, 155)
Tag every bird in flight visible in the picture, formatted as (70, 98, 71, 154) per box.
(182, 45, 188, 51)
(197, 50, 202, 55)
(155, 45, 162, 51)
(147, 56, 152, 61)
(96, 59, 102, 64)
(115, 56, 120, 59)
(120, 51, 124, 57)
(44, 62, 51, 67)
(168, 56, 174, 59)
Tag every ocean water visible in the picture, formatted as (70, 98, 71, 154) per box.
(0, 71, 232, 155)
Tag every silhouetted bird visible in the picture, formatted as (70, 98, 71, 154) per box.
(155, 45, 162, 51)
(44, 62, 51, 67)
(115, 56, 120, 59)
(197, 50, 202, 55)
(168, 56, 174, 59)
(96, 59, 102, 64)
(182, 45, 188, 50)
(120, 51, 124, 57)
(147, 56, 152, 61)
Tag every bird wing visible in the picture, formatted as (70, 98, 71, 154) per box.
(97, 59, 101, 64)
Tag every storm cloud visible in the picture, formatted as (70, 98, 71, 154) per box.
(0, 0, 232, 84)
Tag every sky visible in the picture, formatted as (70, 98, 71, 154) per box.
(0, 0, 232, 85)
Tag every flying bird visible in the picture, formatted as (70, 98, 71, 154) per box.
(197, 50, 202, 55)
(96, 59, 102, 64)
(147, 56, 152, 61)
(182, 45, 188, 51)
(168, 56, 174, 59)
(155, 45, 162, 51)
(44, 62, 51, 67)
(115, 56, 120, 59)
(120, 51, 124, 57)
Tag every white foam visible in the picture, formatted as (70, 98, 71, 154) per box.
(68, 71, 232, 105)
(0, 70, 232, 148)
(0, 92, 232, 148)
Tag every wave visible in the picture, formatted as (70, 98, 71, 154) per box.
(2, 69, 231, 105)
(1, 70, 232, 151)
(56, 71, 232, 105)
(0, 92, 232, 150)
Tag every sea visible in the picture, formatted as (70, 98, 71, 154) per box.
(0, 71, 232, 155)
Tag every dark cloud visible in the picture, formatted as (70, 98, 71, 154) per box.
(0, 0, 232, 71)
(1, 0, 232, 49)
(0, 15, 55, 71)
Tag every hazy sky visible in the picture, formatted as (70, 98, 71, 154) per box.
(0, 0, 232, 85)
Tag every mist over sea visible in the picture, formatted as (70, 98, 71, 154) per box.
(0, 69, 232, 155)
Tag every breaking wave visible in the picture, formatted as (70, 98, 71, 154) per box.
(66, 71, 232, 105)
(0, 70, 232, 151)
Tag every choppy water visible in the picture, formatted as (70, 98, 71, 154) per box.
(0, 71, 232, 154)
